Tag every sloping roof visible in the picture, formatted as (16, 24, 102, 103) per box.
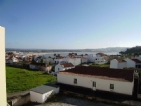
(96, 53, 107, 56)
(30, 84, 59, 94)
(56, 56, 65, 59)
(60, 63, 74, 68)
(131, 59, 141, 63)
(116, 59, 126, 62)
(58, 66, 134, 82)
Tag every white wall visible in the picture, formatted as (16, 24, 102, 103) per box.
(118, 62, 127, 69)
(124, 58, 136, 68)
(81, 58, 88, 63)
(0, 26, 7, 106)
(30, 91, 43, 103)
(55, 63, 75, 73)
(30, 87, 60, 103)
(42, 90, 53, 103)
(55, 64, 64, 73)
(13, 57, 19, 62)
(110, 59, 118, 69)
(54, 58, 63, 64)
(43, 58, 54, 64)
(63, 58, 81, 66)
(87, 55, 95, 62)
(57, 73, 134, 95)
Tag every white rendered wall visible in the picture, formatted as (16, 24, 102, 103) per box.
(124, 58, 136, 68)
(57, 73, 134, 95)
(55, 64, 64, 72)
(81, 58, 88, 63)
(30, 91, 43, 103)
(30, 87, 59, 103)
(42, 90, 53, 103)
(110, 59, 118, 69)
(64, 58, 81, 66)
(87, 55, 95, 62)
(0, 26, 6, 106)
(118, 62, 127, 69)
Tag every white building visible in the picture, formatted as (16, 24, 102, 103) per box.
(6, 56, 19, 64)
(84, 53, 108, 64)
(94, 57, 107, 64)
(135, 55, 141, 61)
(57, 66, 135, 96)
(85, 54, 95, 63)
(124, 58, 141, 69)
(63, 57, 81, 66)
(53, 63, 75, 75)
(54, 56, 65, 64)
(43, 57, 54, 65)
(81, 57, 88, 63)
(110, 59, 127, 69)
(30, 84, 59, 103)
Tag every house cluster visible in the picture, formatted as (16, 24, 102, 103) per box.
(27, 53, 140, 104)
(52, 52, 110, 75)
(30, 65, 139, 103)
(110, 55, 141, 69)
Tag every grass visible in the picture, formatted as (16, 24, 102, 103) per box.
(91, 63, 110, 68)
(6, 66, 56, 93)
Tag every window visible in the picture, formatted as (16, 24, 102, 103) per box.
(58, 68, 60, 71)
(136, 65, 138, 68)
(93, 81, 96, 87)
(110, 84, 114, 89)
(74, 78, 77, 84)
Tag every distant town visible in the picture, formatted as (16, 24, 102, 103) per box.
(6, 46, 141, 106)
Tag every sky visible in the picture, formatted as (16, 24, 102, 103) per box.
(0, 0, 141, 49)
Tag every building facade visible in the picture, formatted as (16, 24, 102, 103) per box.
(57, 66, 134, 96)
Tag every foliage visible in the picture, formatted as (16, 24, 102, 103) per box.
(119, 46, 141, 55)
(91, 63, 110, 68)
(6, 66, 56, 93)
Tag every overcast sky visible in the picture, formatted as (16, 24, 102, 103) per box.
(0, 0, 141, 49)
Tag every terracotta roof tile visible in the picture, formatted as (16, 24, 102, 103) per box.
(60, 63, 74, 68)
(96, 53, 107, 56)
(117, 59, 126, 62)
(131, 59, 141, 63)
(58, 66, 134, 82)
(56, 56, 65, 59)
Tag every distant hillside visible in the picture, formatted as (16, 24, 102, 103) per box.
(6, 47, 128, 53)
(119, 46, 141, 55)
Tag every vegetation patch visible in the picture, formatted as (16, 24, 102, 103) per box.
(6, 66, 56, 93)
(91, 63, 110, 68)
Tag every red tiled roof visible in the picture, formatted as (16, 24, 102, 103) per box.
(131, 59, 141, 63)
(56, 56, 65, 59)
(68, 53, 77, 56)
(96, 53, 107, 56)
(60, 63, 74, 68)
(59, 66, 134, 82)
(116, 59, 126, 62)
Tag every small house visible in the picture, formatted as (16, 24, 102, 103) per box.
(53, 62, 75, 75)
(110, 59, 126, 69)
(30, 84, 59, 103)
(57, 66, 137, 96)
